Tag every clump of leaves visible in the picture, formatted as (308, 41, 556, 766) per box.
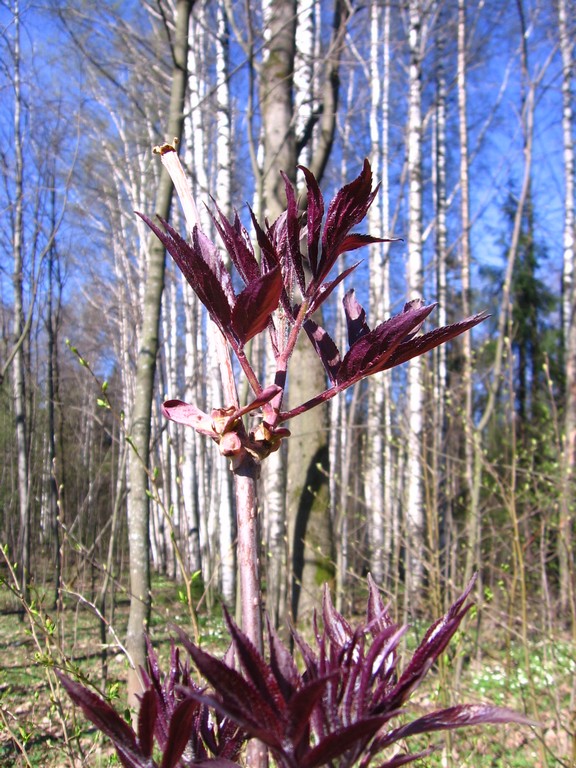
(138, 157, 488, 467)
(58, 576, 533, 768)
(57, 639, 245, 768)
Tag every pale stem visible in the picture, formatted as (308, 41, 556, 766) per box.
(158, 143, 266, 765)
(155, 142, 201, 233)
(233, 454, 264, 652)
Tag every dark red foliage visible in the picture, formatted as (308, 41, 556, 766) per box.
(171, 578, 532, 768)
(59, 577, 533, 768)
(140, 161, 488, 456)
(57, 640, 245, 768)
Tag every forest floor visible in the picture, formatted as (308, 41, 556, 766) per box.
(0, 572, 573, 767)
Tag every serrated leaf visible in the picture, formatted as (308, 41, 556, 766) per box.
(281, 171, 306, 293)
(316, 160, 381, 287)
(138, 213, 233, 333)
(176, 631, 281, 738)
(160, 697, 200, 768)
(335, 233, 394, 257)
(366, 573, 393, 634)
(336, 303, 437, 385)
(137, 689, 157, 758)
(373, 747, 435, 768)
(306, 261, 360, 316)
(286, 676, 331, 749)
(223, 609, 288, 720)
(298, 165, 324, 278)
(374, 704, 536, 753)
(343, 289, 370, 346)
(181, 688, 283, 750)
(301, 716, 388, 768)
(231, 266, 283, 344)
(303, 319, 341, 384)
(210, 204, 261, 286)
(267, 617, 301, 698)
(372, 312, 490, 374)
(387, 577, 476, 709)
(322, 583, 353, 650)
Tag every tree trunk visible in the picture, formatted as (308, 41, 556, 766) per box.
(558, 0, 576, 622)
(12, 0, 31, 609)
(126, 0, 193, 709)
(367, 0, 393, 589)
(430, 13, 448, 600)
(405, 0, 425, 603)
(457, 0, 478, 592)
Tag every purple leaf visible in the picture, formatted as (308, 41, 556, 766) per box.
(137, 689, 157, 758)
(138, 213, 233, 332)
(210, 204, 261, 286)
(160, 697, 201, 768)
(374, 704, 537, 750)
(386, 576, 477, 709)
(161, 400, 217, 436)
(286, 677, 332, 749)
(317, 160, 381, 286)
(372, 747, 436, 768)
(372, 312, 490, 373)
(322, 583, 354, 650)
(231, 266, 283, 344)
(267, 617, 301, 698)
(181, 688, 284, 750)
(366, 573, 394, 635)
(175, 631, 282, 740)
(298, 165, 324, 278)
(335, 233, 392, 257)
(223, 609, 288, 720)
(306, 261, 361, 317)
(343, 289, 370, 346)
(303, 319, 341, 383)
(337, 303, 437, 385)
(301, 716, 388, 768)
(249, 208, 294, 316)
(56, 673, 144, 768)
(281, 171, 306, 293)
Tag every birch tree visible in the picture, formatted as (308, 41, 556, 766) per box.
(457, 0, 476, 589)
(366, 0, 394, 588)
(405, 0, 427, 600)
(558, 0, 576, 619)
(10, 1, 31, 606)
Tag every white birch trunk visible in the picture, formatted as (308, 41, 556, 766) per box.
(294, 0, 316, 167)
(558, 0, 576, 616)
(367, 0, 394, 589)
(430, 16, 447, 591)
(457, 0, 477, 588)
(405, 0, 425, 599)
(11, 0, 31, 604)
(214, 4, 236, 607)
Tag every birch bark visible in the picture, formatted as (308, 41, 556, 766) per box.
(367, 0, 393, 588)
(558, 0, 576, 619)
(11, 0, 31, 607)
(405, 0, 425, 600)
(457, 0, 476, 590)
(430, 12, 447, 595)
